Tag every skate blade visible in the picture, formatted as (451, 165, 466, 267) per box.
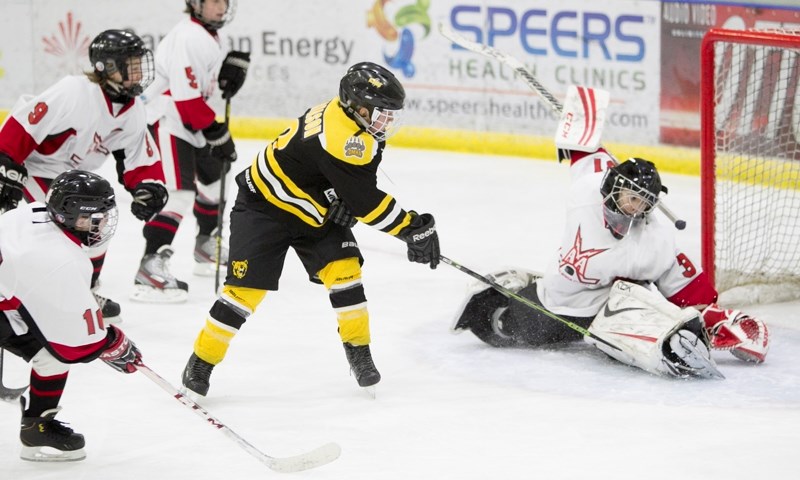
(21, 445, 86, 462)
(178, 385, 206, 402)
(130, 285, 188, 304)
(362, 385, 377, 399)
(676, 335, 726, 380)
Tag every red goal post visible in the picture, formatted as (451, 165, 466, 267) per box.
(700, 28, 800, 304)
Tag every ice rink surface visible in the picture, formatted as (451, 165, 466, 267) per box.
(1, 140, 798, 479)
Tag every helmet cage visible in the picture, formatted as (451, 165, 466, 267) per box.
(339, 62, 405, 142)
(601, 171, 660, 238)
(352, 105, 404, 142)
(90, 31, 155, 98)
(46, 172, 119, 247)
(187, 0, 237, 29)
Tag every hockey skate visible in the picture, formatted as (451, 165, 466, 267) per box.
(664, 329, 725, 380)
(343, 343, 381, 394)
(181, 353, 215, 397)
(92, 290, 121, 324)
(193, 229, 228, 276)
(20, 407, 86, 462)
(131, 245, 189, 303)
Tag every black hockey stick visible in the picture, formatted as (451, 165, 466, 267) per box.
(0, 348, 28, 402)
(440, 255, 624, 353)
(214, 98, 231, 293)
(438, 23, 687, 231)
(136, 360, 341, 472)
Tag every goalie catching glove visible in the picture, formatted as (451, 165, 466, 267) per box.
(100, 326, 141, 374)
(400, 211, 440, 269)
(130, 182, 168, 221)
(218, 50, 250, 100)
(700, 304, 769, 363)
(0, 152, 28, 213)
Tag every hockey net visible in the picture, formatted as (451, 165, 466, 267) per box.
(700, 28, 800, 304)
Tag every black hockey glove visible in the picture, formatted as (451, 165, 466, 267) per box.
(325, 198, 357, 228)
(400, 211, 440, 269)
(130, 182, 169, 221)
(0, 152, 28, 213)
(218, 50, 250, 100)
(203, 121, 237, 164)
(100, 326, 141, 374)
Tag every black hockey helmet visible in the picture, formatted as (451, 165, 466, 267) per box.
(185, 0, 237, 30)
(600, 158, 665, 238)
(46, 170, 118, 247)
(89, 29, 154, 101)
(339, 62, 405, 141)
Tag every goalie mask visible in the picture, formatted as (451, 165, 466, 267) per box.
(339, 62, 405, 142)
(186, 0, 237, 30)
(46, 170, 118, 248)
(600, 158, 664, 238)
(90, 29, 154, 102)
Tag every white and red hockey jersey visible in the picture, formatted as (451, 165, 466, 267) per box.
(0, 203, 110, 362)
(141, 17, 227, 147)
(0, 75, 163, 191)
(536, 149, 717, 318)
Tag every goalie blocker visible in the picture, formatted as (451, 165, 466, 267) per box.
(454, 270, 769, 378)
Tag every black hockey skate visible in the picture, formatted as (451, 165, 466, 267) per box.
(343, 343, 381, 388)
(182, 353, 215, 397)
(20, 407, 86, 462)
(93, 292, 122, 324)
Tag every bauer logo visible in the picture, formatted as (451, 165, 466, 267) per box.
(231, 260, 248, 279)
(366, 0, 433, 78)
(344, 136, 366, 159)
(450, 5, 648, 62)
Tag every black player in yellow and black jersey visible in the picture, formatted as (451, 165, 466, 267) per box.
(181, 62, 440, 395)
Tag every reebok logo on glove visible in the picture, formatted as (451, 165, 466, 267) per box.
(412, 226, 436, 242)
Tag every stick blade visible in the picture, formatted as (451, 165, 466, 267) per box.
(266, 442, 342, 473)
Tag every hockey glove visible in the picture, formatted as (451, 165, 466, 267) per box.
(203, 121, 237, 164)
(0, 152, 28, 213)
(130, 182, 168, 221)
(400, 211, 440, 269)
(100, 326, 141, 374)
(325, 197, 357, 228)
(701, 304, 769, 363)
(218, 50, 250, 100)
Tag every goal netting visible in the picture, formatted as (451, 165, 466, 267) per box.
(700, 28, 800, 304)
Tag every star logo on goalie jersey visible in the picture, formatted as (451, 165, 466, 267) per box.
(558, 226, 607, 285)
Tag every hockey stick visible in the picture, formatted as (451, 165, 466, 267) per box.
(440, 255, 624, 353)
(214, 98, 231, 293)
(0, 348, 28, 402)
(438, 23, 687, 231)
(135, 360, 341, 473)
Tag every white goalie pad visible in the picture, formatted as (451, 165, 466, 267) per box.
(586, 280, 722, 378)
(554, 85, 610, 152)
(452, 268, 542, 332)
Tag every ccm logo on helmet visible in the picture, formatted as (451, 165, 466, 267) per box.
(412, 226, 435, 242)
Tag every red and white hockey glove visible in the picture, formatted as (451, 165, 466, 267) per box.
(700, 304, 769, 363)
(100, 326, 142, 374)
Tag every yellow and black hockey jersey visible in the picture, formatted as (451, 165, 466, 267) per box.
(246, 97, 414, 237)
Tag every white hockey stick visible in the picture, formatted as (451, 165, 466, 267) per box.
(438, 23, 687, 230)
(136, 361, 341, 473)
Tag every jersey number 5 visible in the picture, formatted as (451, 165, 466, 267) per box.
(82, 308, 105, 335)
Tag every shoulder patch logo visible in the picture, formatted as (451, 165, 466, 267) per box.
(344, 136, 366, 159)
(232, 259, 248, 279)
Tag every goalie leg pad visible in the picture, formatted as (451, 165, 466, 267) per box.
(452, 268, 541, 332)
(588, 281, 723, 379)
